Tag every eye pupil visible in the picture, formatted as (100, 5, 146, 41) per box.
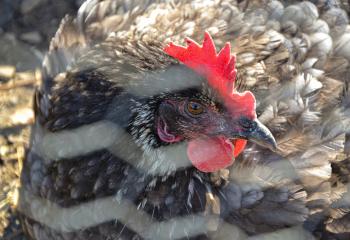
(191, 103, 199, 109)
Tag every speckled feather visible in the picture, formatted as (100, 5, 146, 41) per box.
(20, 0, 350, 239)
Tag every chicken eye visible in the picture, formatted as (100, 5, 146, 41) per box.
(186, 101, 204, 115)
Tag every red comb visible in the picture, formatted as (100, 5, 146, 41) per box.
(164, 32, 256, 119)
(164, 32, 236, 97)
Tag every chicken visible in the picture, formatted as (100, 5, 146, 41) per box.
(18, 0, 350, 239)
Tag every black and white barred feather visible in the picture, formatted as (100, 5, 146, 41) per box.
(20, 0, 350, 239)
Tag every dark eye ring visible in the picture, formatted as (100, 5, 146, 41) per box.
(186, 101, 204, 115)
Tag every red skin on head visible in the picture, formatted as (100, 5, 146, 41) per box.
(164, 32, 255, 172)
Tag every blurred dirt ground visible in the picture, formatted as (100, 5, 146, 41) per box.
(0, 1, 79, 239)
(0, 82, 32, 240)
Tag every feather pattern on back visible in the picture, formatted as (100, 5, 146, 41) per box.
(19, 0, 350, 239)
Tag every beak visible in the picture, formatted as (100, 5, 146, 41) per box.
(237, 119, 277, 151)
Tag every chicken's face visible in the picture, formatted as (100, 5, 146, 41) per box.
(155, 88, 276, 172)
(156, 93, 220, 143)
(153, 32, 277, 172)
(130, 33, 276, 174)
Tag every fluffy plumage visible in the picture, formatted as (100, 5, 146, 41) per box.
(19, 0, 350, 239)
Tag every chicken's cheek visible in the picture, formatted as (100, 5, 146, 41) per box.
(187, 137, 234, 172)
(157, 118, 182, 143)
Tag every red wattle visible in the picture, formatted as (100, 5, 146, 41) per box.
(187, 137, 235, 172)
(232, 139, 247, 157)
